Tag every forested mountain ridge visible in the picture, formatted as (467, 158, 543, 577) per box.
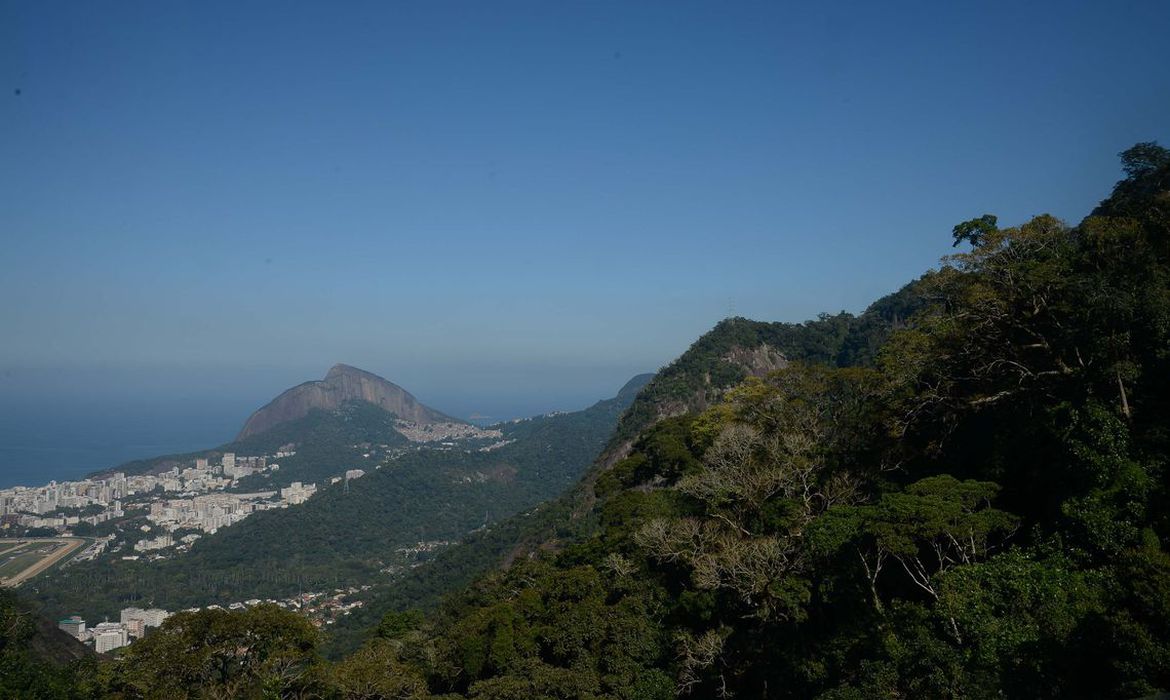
(320, 285, 924, 657)
(591, 282, 926, 499)
(0, 591, 93, 698)
(317, 143, 1170, 699)
(15, 143, 1170, 699)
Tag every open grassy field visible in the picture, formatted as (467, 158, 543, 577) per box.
(0, 549, 45, 578)
(0, 538, 84, 587)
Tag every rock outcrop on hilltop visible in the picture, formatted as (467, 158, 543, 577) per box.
(236, 364, 453, 440)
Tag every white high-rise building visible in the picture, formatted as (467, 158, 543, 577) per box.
(92, 622, 128, 653)
(119, 607, 145, 624)
(140, 608, 170, 628)
(124, 618, 145, 638)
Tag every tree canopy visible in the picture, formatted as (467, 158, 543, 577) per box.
(13, 141, 1170, 699)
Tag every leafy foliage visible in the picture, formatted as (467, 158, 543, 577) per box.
(18, 142, 1170, 698)
(300, 142, 1170, 699)
(0, 590, 91, 699)
(103, 605, 323, 699)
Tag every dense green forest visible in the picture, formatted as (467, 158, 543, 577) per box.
(322, 288, 920, 658)
(30, 377, 651, 623)
(12, 143, 1170, 698)
(610, 282, 924, 449)
(0, 591, 92, 698)
(365, 143, 1168, 699)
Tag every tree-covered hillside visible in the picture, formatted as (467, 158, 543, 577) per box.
(31, 378, 651, 623)
(610, 283, 924, 451)
(0, 590, 93, 698)
(15, 143, 1170, 699)
(331, 143, 1168, 699)
(322, 297, 917, 658)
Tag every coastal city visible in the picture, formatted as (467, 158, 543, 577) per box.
(1, 415, 525, 590)
(0, 420, 509, 551)
(0, 447, 386, 655)
(0, 448, 311, 558)
(0, 418, 515, 656)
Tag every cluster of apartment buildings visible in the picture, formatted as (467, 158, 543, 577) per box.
(58, 607, 171, 654)
(137, 482, 319, 553)
(59, 585, 372, 655)
(0, 450, 302, 542)
(144, 479, 318, 527)
(1, 472, 130, 526)
(2, 447, 403, 572)
(147, 490, 277, 533)
(280, 481, 317, 505)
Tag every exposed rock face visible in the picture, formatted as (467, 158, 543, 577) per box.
(576, 344, 789, 514)
(722, 344, 789, 377)
(236, 364, 453, 440)
(656, 344, 790, 420)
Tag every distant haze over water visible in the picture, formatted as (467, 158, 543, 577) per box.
(0, 364, 646, 489)
(0, 399, 244, 489)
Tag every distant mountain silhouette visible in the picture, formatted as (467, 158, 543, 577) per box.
(236, 364, 454, 440)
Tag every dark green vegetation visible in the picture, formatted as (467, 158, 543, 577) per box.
(13, 143, 1170, 698)
(32, 379, 650, 623)
(347, 143, 1167, 699)
(321, 294, 921, 659)
(231, 401, 408, 487)
(0, 590, 92, 698)
(611, 283, 923, 450)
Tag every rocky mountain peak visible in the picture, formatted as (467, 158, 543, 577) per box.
(236, 364, 454, 440)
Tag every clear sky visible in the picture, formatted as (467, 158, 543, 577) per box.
(2, 1, 1169, 420)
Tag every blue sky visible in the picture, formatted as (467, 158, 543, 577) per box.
(2, 1, 1169, 419)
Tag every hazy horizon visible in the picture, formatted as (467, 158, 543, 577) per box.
(0, 358, 656, 488)
(3, 2, 1168, 486)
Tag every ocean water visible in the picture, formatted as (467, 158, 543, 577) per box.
(0, 395, 607, 490)
(0, 400, 246, 489)
(0, 364, 645, 490)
